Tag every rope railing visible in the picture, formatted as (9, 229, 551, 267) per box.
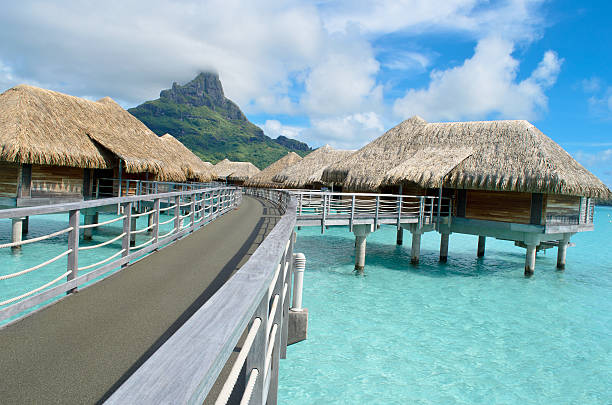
(78, 233, 125, 251)
(0, 249, 72, 281)
(0, 186, 241, 322)
(78, 249, 126, 271)
(79, 215, 125, 229)
(0, 227, 73, 249)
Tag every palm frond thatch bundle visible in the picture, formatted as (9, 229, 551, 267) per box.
(160, 134, 216, 181)
(322, 116, 611, 198)
(272, 145, 354, 188)
(243, 152, 302, 188)
(213, 159, 260, 182)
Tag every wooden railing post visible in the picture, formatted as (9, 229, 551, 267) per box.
(280, 232, 295, 359)
(321, 193, 327, 234)
(418, 196, 424, 228)
(67, 209, 80, 294)
(174, 195, 181, 233)
(246, 294, 269, 405)
(95, 179, 100, 199)
(190, 195, 196, 231)
(375, 196, 380, 229)
(153, 198, 160, 245)
(122, 202, 133, 266)
(350, 195, 355, 232)
(397, 195, 403, 230)
(298, 193, 303, 216)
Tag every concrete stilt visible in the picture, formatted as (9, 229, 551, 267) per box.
(439, 233, 449, 263)
(411, 232, 422, 265)
(130, 217, 137, 247)
(477, 235, 486, 257)
(396, 227, 403, 245)
(353, 224, 372, 274)
(11, 217, 24, 250)
(83, 214, 95, 240)
(524, 244, 537, 277)
(557, 235, 570, 270)
(22, 216, 29, 235)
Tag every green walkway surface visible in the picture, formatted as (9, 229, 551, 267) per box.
(0, 195, 281, 404)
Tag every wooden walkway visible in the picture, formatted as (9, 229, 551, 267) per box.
(0, 195, 281, 405)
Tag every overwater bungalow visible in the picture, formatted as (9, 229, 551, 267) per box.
(322, 116, 611, 275)
(243, 152, 302, 188)
(213, 159, 260, 185)
(159, 134, 216, 182)
(273, 145, 354, 190)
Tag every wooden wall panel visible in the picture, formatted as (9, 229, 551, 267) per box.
(31, 165, 84, 197)
(465, 190, 532, 224)
(546, 194, 580, 217)
(0, 161, 19, 197)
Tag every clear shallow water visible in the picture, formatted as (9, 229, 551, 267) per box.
(279, 207, 612, 404)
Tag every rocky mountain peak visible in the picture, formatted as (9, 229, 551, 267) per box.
(160, 72, 246, 121)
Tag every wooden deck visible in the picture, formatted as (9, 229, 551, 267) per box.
(0, 195, 280, 404)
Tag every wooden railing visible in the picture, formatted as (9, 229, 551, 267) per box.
(0, 187, 241, 323)
(290, 191, 452, 231)
(94, 178, 223, 199)
(106, 188, 298, 405)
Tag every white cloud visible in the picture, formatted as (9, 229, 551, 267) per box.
(303, 112, 385, 149)
(381, 51, 431, 71)
(260, 120, 304, 140)
(393, 37, 562, 121)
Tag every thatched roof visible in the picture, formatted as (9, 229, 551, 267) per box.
(0, 85, 113, 169)
(0, 84, 187, 181)
(244, 152, 303, 188)
(322, 116, 611, 198)
(272, 145, 354, 188)
(160, 134, 216, 181)
(213, 159, 260, 182)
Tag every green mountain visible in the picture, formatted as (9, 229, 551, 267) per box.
(128, 72, 311, 168)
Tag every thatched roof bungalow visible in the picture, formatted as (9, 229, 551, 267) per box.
(272, 145, 354, 189)
(213, 159, 260, 185)
(160, 134, 216, 182)
(0, 84, 206, 207)
(322, 116, 610, 275)
(244, 152, 302, 188)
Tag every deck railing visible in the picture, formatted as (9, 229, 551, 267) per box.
(0, 186, 241, 324)
(106, 188, 298, 405)
(94, 178, 223, 199)
(290, 191, 452, 230)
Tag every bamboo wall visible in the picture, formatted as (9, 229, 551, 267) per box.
(0, 161, 19, 198)
(464, 190, 533, 224)
(31, 165, 84, 197)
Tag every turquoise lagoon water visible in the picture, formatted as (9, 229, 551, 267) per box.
(0, 210, 189, 325)
(279, 207, 612, 404)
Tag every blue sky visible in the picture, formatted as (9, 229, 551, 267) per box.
(1, 0, 611, 185)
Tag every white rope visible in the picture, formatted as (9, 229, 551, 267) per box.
(0, 249, 72, 281)
(215, 318, 262, 405)
(0, 227, 73, 249)
(79, 215, 125, 229)
(0, 270, 72, 307)
(282, 282, 288, 303)
(267, 294, 279, 337)
(268, 263, 281, 297)
(158, 228, 176, 239)
(78, 233, 125, 251)
(131, 209, 155, 218)
(179, 201, 192, 207)
(159, 204, 177, 212)
(193, 216, 203, 224)
(179, 213, 190, 219)
(78, 249, 125, 271)
(158, 216, 177, 226)
(240, 369, 259, 405)
(132, 237, 155, 250)
(264, 323, 278, 379)
(130, 223, 155, 235)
